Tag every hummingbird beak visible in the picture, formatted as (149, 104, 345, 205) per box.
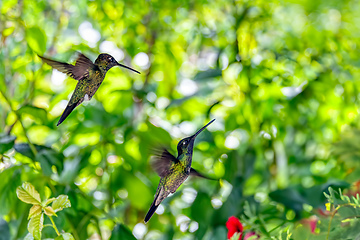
(191, 119, 215, 140)
(116, 62, 141, 74)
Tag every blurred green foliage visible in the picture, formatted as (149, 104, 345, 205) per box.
(1, 0, 360, 239)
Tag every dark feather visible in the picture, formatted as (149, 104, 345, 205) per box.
(190, 168, 216, 180)
(57, 101, 79, 126)
(151, 149, 178, 178)
(39, 53, 94, 80)
(72, 53, 95, 79)
(144, 199, 159, 223)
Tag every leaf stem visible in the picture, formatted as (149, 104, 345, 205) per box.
(49, 216, 60, 236)
(326, 206, 339, 240)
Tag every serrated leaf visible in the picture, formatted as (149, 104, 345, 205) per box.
(25, 27, 47, 54)
(0, 134, 16, 154)
(52, 195, 71, 212)
(27, 213, 43, 240)
(55, 233, 75, 240)
(44, 206, 57, 217)
(28, 205, 42, 219)
(16, 182, 41, 205)
(24, 233, 34, 240)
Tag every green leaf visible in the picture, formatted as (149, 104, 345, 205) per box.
(17, 105, 48, 123)
(110, 224, 136, 240)
(55, 233, 75, 240)
(35, 151, 53, 176)
(27, 213, 43, 240)
(0, 219, 10, 240)
(0, 134, 16, 154)
(14, 143, 50, 160)
(24, 233, 34, 240)
(43, 197, 56, 206)
(52, 195, 71, 212)
(194, 69, 222, 81)
(25, 27, 47, 54)
(28, 205, 42, 219)
(44, 206, 57, 216)
(16, 182, 41, 205)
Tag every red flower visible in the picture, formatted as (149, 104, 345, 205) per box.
(226, 216, 243, 240)
(301, 215, 318, 233)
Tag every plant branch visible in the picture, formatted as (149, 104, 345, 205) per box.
(0, 89, 38, 157)
(49, 216, 60, 236)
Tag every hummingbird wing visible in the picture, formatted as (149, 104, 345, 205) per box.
(38, 53, 95, 80)
(151, 149, 178, 178)
(190, 168, 217, 180)
(57, 80, 87, 126)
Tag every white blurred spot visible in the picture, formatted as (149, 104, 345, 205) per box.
(178, 78, 198, 96)
(134, 52, 150, 69)
(271, 125, 278, 138)
(260, 131, 271, 140)
(252, 54, 263, 65)
(225, 135, 239, 149)
(51, 69, 66, 86)
(155, 204, 164, 215)
(189, 221, 199, 233)
(133, 223, 147, 239)
(93, 191, 106, 200)
(254, 192, 267, 202)
(78, 21, 101, 46)
(99, 41, 125, 61)
(324, 9, 341, 32)
(146, 92, 157, 103)
(219, 179, 233, 200)
(222, 99, 236, 107)
(179, 121, 197, 136)
(220, 54, 229, 70)
(117, 189, 128, 199)
(176, 215, 190, 232)
(211, 198, 223, 209)
(181, 188, 197, 204)
(176, 215, 190, 226)
(281, 81, 307, 98)
(107, 155, 118, 164)
(155, 97, 170, 109)
(84, 94, 90, 101)
(49, 100, 68, 117)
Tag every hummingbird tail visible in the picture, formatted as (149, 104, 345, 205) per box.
(57, 103, 77, 126)
(144, 201, 159, 223)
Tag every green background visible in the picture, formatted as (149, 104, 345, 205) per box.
(1, 0, 360, 239)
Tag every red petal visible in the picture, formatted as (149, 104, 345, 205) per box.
(226, 216, 243, 239)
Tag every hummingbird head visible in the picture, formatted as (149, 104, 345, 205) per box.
(95, 53, 140, 74)
(177, 119, 215, 157)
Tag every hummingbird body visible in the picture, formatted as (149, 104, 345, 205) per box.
(39, 53, 140, 126)
(144, 119, 215, 223)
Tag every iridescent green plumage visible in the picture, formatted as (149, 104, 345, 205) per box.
(144, 119, 215, 223)
(39, 53, 140, 126)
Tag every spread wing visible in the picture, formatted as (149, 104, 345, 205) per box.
(38, 53, 94, 80)
(151, 149, 178, 177)
(190, 168, 217, 180)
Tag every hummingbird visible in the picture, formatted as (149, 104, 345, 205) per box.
(144, 119, 216, 223)
(38, 53, 140, 126)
